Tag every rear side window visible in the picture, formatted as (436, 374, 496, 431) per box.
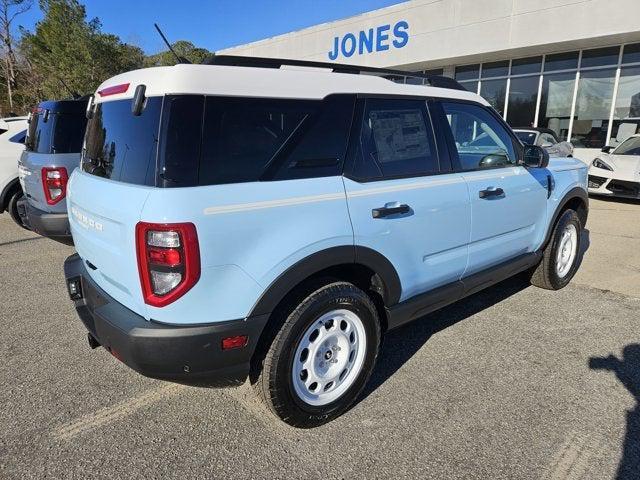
(440, 102, 517, 171)
(160, 94, 355, 187)
(351, 98, 439, 180)
(26, 112, 87, 154)
(82, 97, 162, 186)
(199, 97, 311, 186)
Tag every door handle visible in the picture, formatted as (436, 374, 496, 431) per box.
(372, 203, 411, 218)
(479, 187, 504, 199)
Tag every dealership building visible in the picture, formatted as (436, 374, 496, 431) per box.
(221, 0, 640, 161)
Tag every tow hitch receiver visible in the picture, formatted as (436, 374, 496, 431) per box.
(67, 276, 83, 300)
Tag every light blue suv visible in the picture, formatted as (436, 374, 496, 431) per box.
(64, 56, 588, 427)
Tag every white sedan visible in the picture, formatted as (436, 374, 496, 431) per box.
(588, 134, 640, 199)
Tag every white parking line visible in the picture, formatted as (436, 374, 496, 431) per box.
(52, 384, 185, 441)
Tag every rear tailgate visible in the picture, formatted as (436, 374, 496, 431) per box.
(68, 170, 152, 318)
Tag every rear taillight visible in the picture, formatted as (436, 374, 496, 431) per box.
(135, 222, 200, 308)
(41, 167, 68, 205)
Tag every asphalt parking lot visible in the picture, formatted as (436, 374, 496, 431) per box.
(0, 197, 639, 479)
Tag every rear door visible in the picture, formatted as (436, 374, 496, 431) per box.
(436, 100, 548, 275)
(343, 97, 471, 302)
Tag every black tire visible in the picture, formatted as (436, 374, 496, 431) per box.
(7, 189, 28, 230)
(530, 209, 582, 290)
(254, 281, 381, 428)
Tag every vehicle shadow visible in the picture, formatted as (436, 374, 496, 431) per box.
(589, 195, 640, 206)
(589, 345, 640, 479)
(580, 228, 591, 258)
(360, 228, 591, 404)
(358, 271, 532, 403)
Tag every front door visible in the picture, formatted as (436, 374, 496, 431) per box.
(343, 97, 471, 302)
(436, 100, 549, 276)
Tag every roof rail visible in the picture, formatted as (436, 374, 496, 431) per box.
(203, 54, 467, 91)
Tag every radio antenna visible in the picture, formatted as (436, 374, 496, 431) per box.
(154, 23, 190, 64)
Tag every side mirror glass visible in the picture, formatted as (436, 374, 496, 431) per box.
(523, 144, 549, 168)
(601, 145, 613, 153)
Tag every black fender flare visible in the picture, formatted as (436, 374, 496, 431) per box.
(0, 177, 21, 212)
(542, 186, 589, 247)
(248, 245, 401, 317)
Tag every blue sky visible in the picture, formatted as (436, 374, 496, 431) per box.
(14, 0, 406, 54)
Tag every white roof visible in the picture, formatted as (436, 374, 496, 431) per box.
(93, 64, 488, 105)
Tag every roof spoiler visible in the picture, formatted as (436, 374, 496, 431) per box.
(203, 54, 467, 91)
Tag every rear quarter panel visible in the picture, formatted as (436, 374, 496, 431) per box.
(141, 176, 353, 325)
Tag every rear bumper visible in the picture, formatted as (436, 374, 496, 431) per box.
(63, 253, 269, 386)
(18, 198, 73, 245)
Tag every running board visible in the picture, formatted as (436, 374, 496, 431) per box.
(386, 252, 541, 330)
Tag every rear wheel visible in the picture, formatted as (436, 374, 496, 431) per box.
(530, 209, 582, 290)
(255, 281, 381, 428)
(7, 189, 28, 230)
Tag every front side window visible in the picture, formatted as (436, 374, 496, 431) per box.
(351, 98, 438, 180)
(441, 102, 517, 171)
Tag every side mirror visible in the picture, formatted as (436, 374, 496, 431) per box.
(523, 144, 549, 168)
(601, 145, 613, 153)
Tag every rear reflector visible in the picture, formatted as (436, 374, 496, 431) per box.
(136, 222, 200, 307)
(98, 83, 130, 97)
(222, 335, 248, 350)
(41, 167, 68, 205)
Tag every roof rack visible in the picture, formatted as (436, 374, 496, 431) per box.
(203, 54, 467, 91)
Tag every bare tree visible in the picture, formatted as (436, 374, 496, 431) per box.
(0, 0, 32, 112)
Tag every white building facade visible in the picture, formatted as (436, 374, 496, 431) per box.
(221, 0, 640, 161)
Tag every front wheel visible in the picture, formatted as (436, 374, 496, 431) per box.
(530, 209, 582, 290)
(255, 281, 381, 428)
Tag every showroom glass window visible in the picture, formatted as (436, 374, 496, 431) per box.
(449, 43, 640, 152)
(538, 72, 576, 141)
(610, 44, 640, 146)
(571, 47, 618, 149)
(455, 64, 480, 93)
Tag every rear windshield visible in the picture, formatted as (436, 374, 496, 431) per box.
(81, 94, 355, 187)
(26, 111, 87, 154)
(82, 97, 162, 185)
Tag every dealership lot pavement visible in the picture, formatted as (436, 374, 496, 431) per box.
(0, 197, 638, 479)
